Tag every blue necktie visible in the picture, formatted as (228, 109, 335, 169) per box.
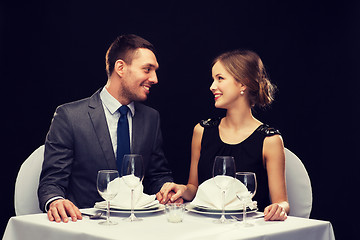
(116, 105, 130, 173)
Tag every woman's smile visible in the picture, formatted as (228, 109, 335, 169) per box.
(214, 93, 222, 101)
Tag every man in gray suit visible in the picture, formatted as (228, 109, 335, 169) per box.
(38, 34, 176, 223)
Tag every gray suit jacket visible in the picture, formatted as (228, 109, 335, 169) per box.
(38, 89, 173, 211)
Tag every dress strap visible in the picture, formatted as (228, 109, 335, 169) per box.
(199, 117, 221, 128)
(256, 124, 281, 136)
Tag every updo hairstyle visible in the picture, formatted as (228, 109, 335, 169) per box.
(212, 50, 276, 108)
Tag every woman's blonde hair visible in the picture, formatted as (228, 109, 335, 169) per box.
(213, 50, 276, 108)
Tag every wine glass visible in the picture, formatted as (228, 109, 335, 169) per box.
(235, 172, 257, 226)
(121, 154, 144, 222)
(97, 170, 120, 225)
(212, 156, 236, 223)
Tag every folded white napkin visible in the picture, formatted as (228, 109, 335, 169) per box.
(94, 175, 158, 209)
(191, 175, 257, 210)
(236, 191, 257, 210)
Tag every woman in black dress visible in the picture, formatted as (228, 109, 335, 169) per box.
(158, 50, 289, 221)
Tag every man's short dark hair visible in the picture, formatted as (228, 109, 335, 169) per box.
(105, 34, 156, 77)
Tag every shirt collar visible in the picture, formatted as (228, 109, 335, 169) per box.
(100, 87, 135, 116)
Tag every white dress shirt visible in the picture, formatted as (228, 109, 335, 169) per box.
(99, 87, 135, 157)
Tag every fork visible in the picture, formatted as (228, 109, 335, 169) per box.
(231, 214, 264, 221)
(81, 212, 106, 219)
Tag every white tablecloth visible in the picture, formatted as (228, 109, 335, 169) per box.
(2, 208, 335, 240)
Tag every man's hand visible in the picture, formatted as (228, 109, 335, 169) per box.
(156, 182, 186, 204)
(156, 191, 184, 204)
(47, 199, 83, 223)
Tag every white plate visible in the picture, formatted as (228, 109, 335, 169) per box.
(94, 200, 159, 210)
(186, 204, 257, 215)
(94, 203, 165, 214)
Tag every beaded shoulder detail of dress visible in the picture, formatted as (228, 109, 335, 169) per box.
(199, 117, 221, 128)
(256, 124, 281, 136)
(200, 118, 281, 136)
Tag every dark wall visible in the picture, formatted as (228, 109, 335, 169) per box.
(1, 1, 359, 238)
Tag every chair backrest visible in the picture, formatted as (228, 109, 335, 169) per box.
(14, 145, 45, 215)
(285, 148, 312, 218)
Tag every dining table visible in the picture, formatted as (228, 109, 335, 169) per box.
(2, 206, 335, 240)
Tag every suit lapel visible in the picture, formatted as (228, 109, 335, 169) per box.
(88, 89, 116, 169)
(132, 102, 144, 155)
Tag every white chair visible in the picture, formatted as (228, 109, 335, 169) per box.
(14, 145, 45, 215)
(285, 148, 312, 218)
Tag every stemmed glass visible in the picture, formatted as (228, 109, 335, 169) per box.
(96, 170, 120, 225)
(212, 156, 236, 224)
(235, 172, 257, 226)
(121, 154, 144, 222)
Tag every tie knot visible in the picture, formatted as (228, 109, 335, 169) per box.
(119, 105, 129, 115)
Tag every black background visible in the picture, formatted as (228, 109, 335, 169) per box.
(1, 1, 359, 239)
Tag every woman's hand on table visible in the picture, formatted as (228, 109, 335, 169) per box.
(156, 182, 186, 204)
(47, 199, 83, 223)
(264, 202, 289, 221)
